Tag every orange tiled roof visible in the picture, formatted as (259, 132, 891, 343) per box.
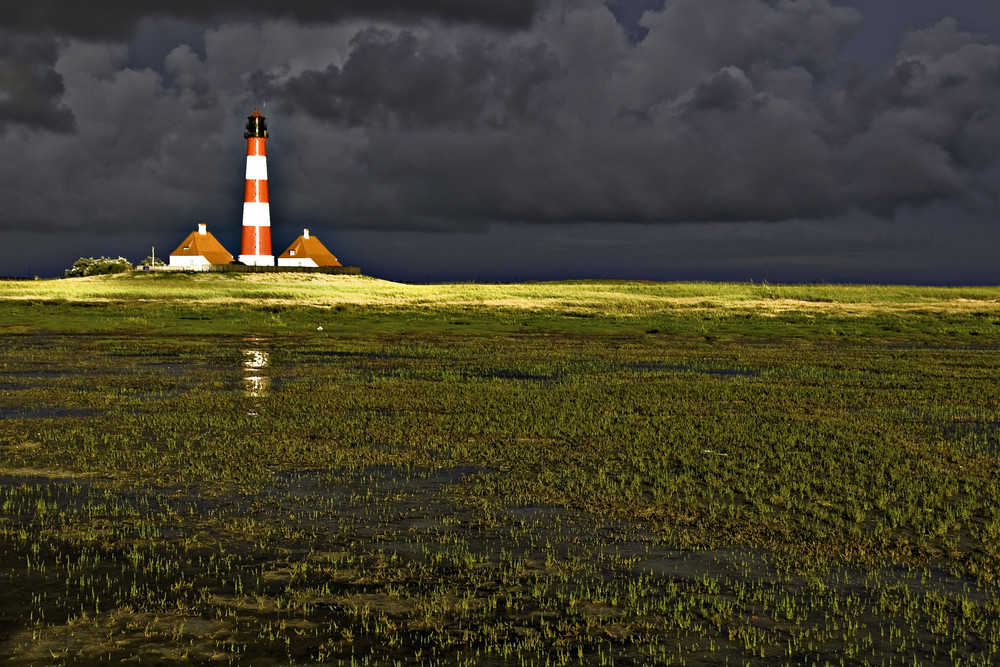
(169, 229, 234, 265)
(278, 233, 341, 267)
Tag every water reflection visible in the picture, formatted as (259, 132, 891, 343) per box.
(243, 349, 270, 398)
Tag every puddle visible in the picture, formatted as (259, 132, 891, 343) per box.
(293, 350, 420, 361)
(612, 362, 760, 377)
(476, 369, 562, 381)
(0, 382, 38, 391)
(0, 406, 98, 419)
(243, 348, 270, 398)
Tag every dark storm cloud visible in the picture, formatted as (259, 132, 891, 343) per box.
(686, 67, 755, 113)
(259, 0, 996, 227)
(0, 0, 537, 40)
(271, 28, 558, 128)
(824, 18, 1000, 215)
(0, 32, 74, 133)
(0, 0, 998, 250)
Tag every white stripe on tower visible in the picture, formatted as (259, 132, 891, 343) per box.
(242, 202, 271, 227)
(245, 155, 268, 181)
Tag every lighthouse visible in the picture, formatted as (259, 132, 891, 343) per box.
(239, 109, 274, 266)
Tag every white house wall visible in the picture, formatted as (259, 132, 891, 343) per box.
(169, 255, 211, 267)
(277, 257, 319, 267)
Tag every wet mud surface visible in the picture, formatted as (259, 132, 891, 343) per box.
(1, 331, 999, 664)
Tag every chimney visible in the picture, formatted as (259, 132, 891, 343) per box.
(198, 223, 207, 235)
(303, 228, 310, 239)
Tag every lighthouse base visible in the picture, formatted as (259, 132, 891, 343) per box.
(239, 254, 275, 266)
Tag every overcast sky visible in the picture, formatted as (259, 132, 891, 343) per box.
(0, 0, 997, 282)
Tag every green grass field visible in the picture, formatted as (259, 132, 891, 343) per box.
(1, 273, 999, 664)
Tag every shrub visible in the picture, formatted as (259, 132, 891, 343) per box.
(64, 256, 133, 278)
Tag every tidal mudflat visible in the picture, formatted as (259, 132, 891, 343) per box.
(1, 275, 999, 664)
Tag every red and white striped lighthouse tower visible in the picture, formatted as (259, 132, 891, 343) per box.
(239, 109, 274, 266)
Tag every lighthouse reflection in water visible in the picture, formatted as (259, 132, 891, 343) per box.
(243, 348, 270, 399)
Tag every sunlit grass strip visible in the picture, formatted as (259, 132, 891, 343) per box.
(0, 274, 998, 318)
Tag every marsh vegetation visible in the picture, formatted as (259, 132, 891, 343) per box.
(0, 274, 999, 664)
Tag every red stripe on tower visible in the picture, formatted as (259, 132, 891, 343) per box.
(239, 109, 274, 265)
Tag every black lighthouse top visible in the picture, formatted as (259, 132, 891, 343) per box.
(244, 109, 268, 139)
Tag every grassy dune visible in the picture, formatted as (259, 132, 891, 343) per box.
(1, 274, 999, 664)
(2, 272, 999, 336)
(5, 272, 1000, 309)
